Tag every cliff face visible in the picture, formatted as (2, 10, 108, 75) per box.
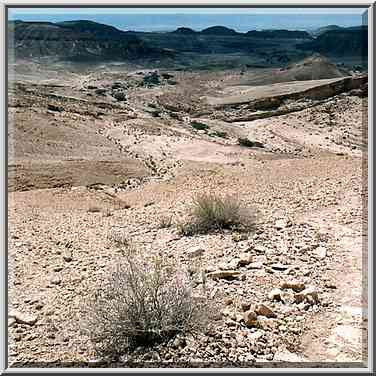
(8, 20, 166, 61)
(297, 27, 368, 57)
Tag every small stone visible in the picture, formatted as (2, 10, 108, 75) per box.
(294, 293, 306, 304)
(50, 276, 62, 285)
(271, 263, 290, 271)
(144, 201, 155, 207)
(268, 289, 282, 301)
(63, 253, 72, 262)
(207, 270, 241, 280)
(238, 253, 252, 266)
(186, 246, 204, 258)
(303, 287, 319, 304)
(35, 302, 44, 310)
(53, 266, 63, 272)
(247, 262, 263, 270)
(324, 280, 337, 289)
(257, 317, 279, 331)
(254, 245, 267, 254)
(241, 301, 252, 312)
(275, 219, 290, 230)
(266, 354, 274, 361)
(243, 310, 258, 327)
(280, 291, 295, 304)
(8, 317, 16, 327)
(312, 246, 327, 259)
(224, 298, 233, 306)
(255, 304, 277, 318)
(279, 280, 305, 292)
(9, 311, 38, 326)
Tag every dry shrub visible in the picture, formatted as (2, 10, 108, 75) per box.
(83, 246, 212, 359)
(178, 193, 256, 236)
(158, 215, 173, 229)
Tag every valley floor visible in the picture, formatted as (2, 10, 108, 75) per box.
(7, 68, 368, 368)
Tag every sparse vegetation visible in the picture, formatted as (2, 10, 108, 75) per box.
(158, 215, 173, 229)
(190, 121, 210, 131)
(178, 193, 256, 236)
(209, 130, 228, 138)
(238, 138, 265, 148)
(83, 244, 212, 359)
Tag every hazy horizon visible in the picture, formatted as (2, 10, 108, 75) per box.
(9, 8, 367, 33)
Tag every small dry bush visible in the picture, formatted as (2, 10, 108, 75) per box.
(238, 138, 264, 148)
(178, 193, 256, 236)
(158, 215, 173, 229)
(83, 246, 212, 359)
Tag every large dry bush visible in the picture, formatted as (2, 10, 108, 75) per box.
(83, 245, 212, 359)
(178, 193, 256, 236)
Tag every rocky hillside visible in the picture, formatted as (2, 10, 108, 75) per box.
(8, 20, 168, 62)
(297, 26, 368, 57)
(246, 30, 312, 39)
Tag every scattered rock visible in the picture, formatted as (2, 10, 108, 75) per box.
(238, 253, 252, 266)
(50, 276, 62, 285)
(47, 104, 63, 112)
(324, 280, 337, 289)
(243, 310, 258, 327)
(255, 304, 277, 318)
(268, 289, 282, 301)
(186, 246, 205, 258)
(293, 292, 306, 304)
(271, 263, 290, 271)
(9, 311, 38, 326)
(247, 262, 264, 270)
(275, 219, 290, 230)
(241, 301, 252, 312)
(303, 286, 320, 304)
(280, 291, 295, 304)
(207, 270, 241, 280)
(279, 280, 305, 292)
(63, 252, 72, 262)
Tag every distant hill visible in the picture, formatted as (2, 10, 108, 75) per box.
(297, 26, 367, 57)
(311, 25, 342, 37)
(200, 26, 238, 35)
(172, 27, 196, 34)
(8, 20, 169, 61)
(246, 29, 313, 39)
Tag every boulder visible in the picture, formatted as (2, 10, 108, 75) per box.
(255, 304, 277, 318)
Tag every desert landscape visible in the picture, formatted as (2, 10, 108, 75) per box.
(7, 17, 368, 368)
